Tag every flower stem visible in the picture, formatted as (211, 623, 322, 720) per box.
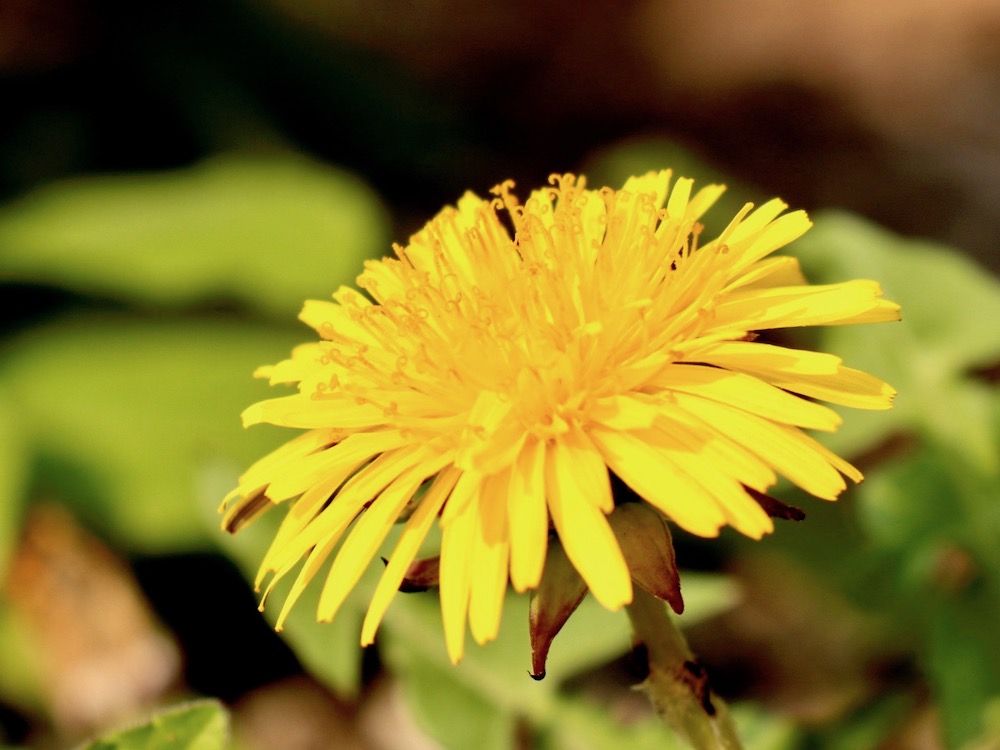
(625, 588, 743, 749)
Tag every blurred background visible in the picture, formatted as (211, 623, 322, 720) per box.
(1, 1, 999, 748)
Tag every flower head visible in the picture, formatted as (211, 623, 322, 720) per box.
(222, 171, 899, 664)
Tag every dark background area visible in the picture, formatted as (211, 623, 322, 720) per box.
(5, 0, 1000, 266)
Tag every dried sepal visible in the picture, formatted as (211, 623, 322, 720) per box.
(222, 486, 271, 533)
(396, 555, 441, 593)
(609, 503, 684, 615)
(745, 488, 806, 521)
(528, 536, 588, 680)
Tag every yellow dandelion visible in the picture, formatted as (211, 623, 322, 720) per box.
(221, 171, 899, 665)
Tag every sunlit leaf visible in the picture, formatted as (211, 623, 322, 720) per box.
(0, 155, 389, 318)
(0, 396, 28, 577)
(0, 317, 301, 551)
(0, 602, 44, 713)
(793, 211, 1000, 463)
(78, 700, 228, 750)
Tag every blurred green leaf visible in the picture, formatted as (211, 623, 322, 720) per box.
(0, 602, 44, 713)
(791, 213, 1000, 747)
(819, 692, 919, 750)
(962, 696, 1000, 750)
(793, 211, 1000, 463)
(0, 396, 28, 577)
(0, 155, 389, 318)
(799, 212, 1000, 375)
(78, 700, 229, 750)
(392, 644, 517, 750)
(729, 705, 800, 750)
(926, 587, 1000, 746)
(380, 573, 740, 749)
(0, 316, 301, 551)
(539, 700, 796, 750)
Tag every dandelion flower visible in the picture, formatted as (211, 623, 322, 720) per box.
(222, 171, 899, 665)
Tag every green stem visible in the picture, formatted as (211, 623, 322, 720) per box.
(625, 588, 743, 750)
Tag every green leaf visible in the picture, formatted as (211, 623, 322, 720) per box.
(0, 395, 28, 577)
(961, 696, 1000, 750)
(378, 573, 740, 749)
(0, 316, 302, 551)
(391, 643, 517, 750)
(537, 702, 797, 750)
(792, 211, 1000, 464)
(0, 155, 389, 318)
(797, 212, 1000, 375)
(926, 589, 1000, 747)
(791, 214, 1000, 746)
(78, 700, 229, 750)
(0, 601, 44, 712)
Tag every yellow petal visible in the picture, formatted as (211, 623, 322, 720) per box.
(822, 298, 902, 326)
(274, 534, 339, 630)
(264, 430, 409, 502)
(263, 444, 428, 575)
(696, 341, 842, 376)
(686, 183, 727, 222)
(468, 473, 510, 645)
(361, 468, 459, 645)
(253, 471, 353, 588)
(697, 342, 895, 410)
(623, 170, 672, 207)
(590, 393, 663, 431)
(625, 420, 774, 539)
(732, 210, 812, 269)
(230, 429, 333, 497)
(507, 439, 548, 592)
(578, 188, 608, 263)
(317, 451, 452, 623)
(665, 176, 693, 221)
(771, 366, 897, 410)
(653, 364, 843, 431)
(242, 394, 386, 430)
(724, 256, 807, 292)
(590, 427, 727, 537)
(455, 390, 515, 472)
(672, 392, 849, 499)
(439, 492, 478, 663)
(545, 433, 632, 609)
(261, 343, 324, 385)
(440, 469, 481, 524)
(710, 280, 897, 331)
(299, 299, 380, 345)
(727, 198, 789, 244)
(641, 405, 778, 492)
